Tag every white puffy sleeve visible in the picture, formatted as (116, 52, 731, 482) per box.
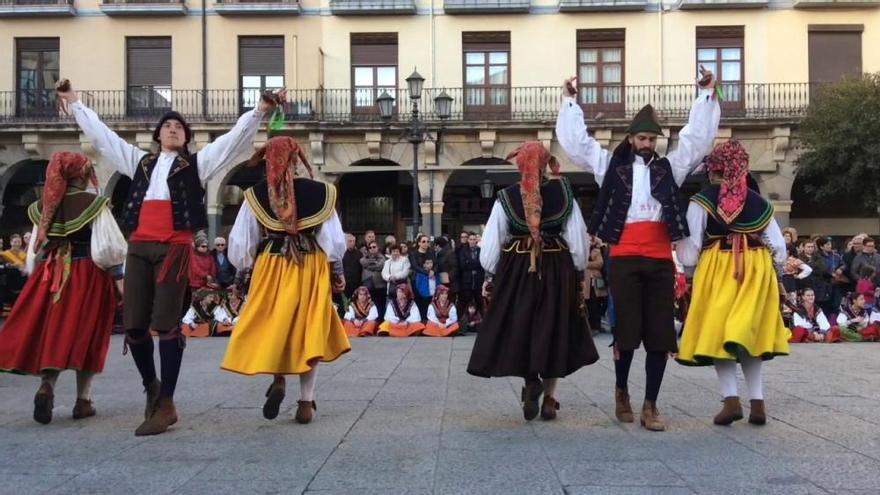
(384, 303, 400, 324)
(447, 305, 458, 326)
(763, 218, 787, 266)
(317, 210, 346, 274)
(817, 311, 831, 332)
(427, 305, 440, 325)
(343, 305, 355, 321)
(24, 224, 39, 276)
(229, 200, 261, 271)
(182, 307, 197, 326)
(555, 97, 612, 185)
(197, 108, 265, 181)
(71, 101, 147, 178)
(792, 312, 810, 330)
(666, 89, 722, 186)
(676, 203, 707, 268)
(367, 305, 379, 321)
(90, 206, 127, 278)
(479, 201, 509, 276)
(407, 304, 422, 324)
(213, 305, 233, 324)
(561, 202, 590, 271)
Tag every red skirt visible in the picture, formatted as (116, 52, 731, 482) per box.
(0, 259, 118, 375)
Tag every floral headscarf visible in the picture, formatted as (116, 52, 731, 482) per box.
(35, 151, 98, 252)
(248, 136, 314, 235)
(391, 283, 415, 320)
(351, 286, 374, 319)
(431, 285, 452, 320)
(703, 139, 749, 224)
(840, 293, 866, 320)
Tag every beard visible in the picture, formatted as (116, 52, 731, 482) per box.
(635, 147, 654, 161)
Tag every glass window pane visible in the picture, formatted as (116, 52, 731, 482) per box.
(603, 64, 622, 84)
(489, 52, 508, 64)
(465, 52, 485, 65)
(18, 52, 39, 91)
(490, 88, 508, 105)
(42, 51, 59, 70)
(376, 66, 396, 86)
(465, 88, 484, 106)
(697, 48, 717, 61)
(579, 65, 597, 84)
(579, 86, 597, 105)
(265, 76, 284, 88)
(603, 86, 622, 104)
(579, 49, 597, 64)
(603, 48, 622, 63)
(489, 65, 508, 85)
(242, 88, 260, 108)
(354, 67, 373, 87)
(242, 76, 262, 88)
(466, 66, 485, 86)
(721, 48, 742, 61)
(722, 61, 741, 81)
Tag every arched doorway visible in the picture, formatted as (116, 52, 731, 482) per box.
(337, 161, 419, 240)
(0, 159, 48, 238)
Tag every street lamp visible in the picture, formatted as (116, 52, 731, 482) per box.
(376, 68, 453, 235)
(479, 178, 495, 200)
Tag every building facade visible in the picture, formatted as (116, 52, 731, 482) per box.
(1, 0, 877, 241)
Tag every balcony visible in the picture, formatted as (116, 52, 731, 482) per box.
(794, 0, 880, 7)
(0, 84, 814, 126)
(214, 0, 300, 15)
(443, 0, 530, 14)
(558, 0, 647, 11)
(679, 0, 768, 8)
(0, 0, 75, 17)
(329, 0, 416, 15)
(100, 0, 187, 16)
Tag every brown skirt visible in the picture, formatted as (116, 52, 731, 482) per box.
(467, 241, 599, 379)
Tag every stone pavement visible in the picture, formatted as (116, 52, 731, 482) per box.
(2, 334, 880, 495)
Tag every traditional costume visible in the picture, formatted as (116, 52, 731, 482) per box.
(221, 136, 350, 425)
(556, 80, 720, 431)
(467, 141, 598, 421)
(343, 286, 380, 337)
(378, 283, 425, 337)
(71, 94, 268, 436)
(423, 286, 460, 337)
(0, 151, 126, 424)
(790, 300, 836, 343)
(181, 288, 231, 337)
(836, 294, 880, 342)
(676, 140, 790, 425)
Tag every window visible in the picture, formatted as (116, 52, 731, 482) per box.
(16, 38, 59, 117)
(696, 26, 744, 110)
(576, 29, 624, 117)
(350, 33, 398, 117)
(462, 31, 510, 118)
(808, 25, 862, 84)
(239, 36, 284, 111)
(126, 37, 172, 117)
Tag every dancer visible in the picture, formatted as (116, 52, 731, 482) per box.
(343, 286, 380, 337)
(423, 285, 460, 337)
(0, 151, 126, 424)
(378, 283, 425, 337)
(467, 141, 598, 421)
(221, 136, 350, 425)
(675, 140, 789, 426)
(556, 69, 720, 431)
(57, 81, 285, 436)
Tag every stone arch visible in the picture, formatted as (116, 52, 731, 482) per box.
(0, 158, 49, 235)
(336, 162, 422, 239)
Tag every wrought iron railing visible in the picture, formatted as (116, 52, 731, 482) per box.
(0, 0, 73, 5)
(0, 83, 815, 125)
(102, 0, 184, 3)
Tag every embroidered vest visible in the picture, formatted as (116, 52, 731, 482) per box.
(28, 190, 109, 256)
(691, 185, 774, 250)
(497, 177, 575, 237)
(122, 153, 206, 233)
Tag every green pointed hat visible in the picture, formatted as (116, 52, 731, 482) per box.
(627, 104, 663, 135)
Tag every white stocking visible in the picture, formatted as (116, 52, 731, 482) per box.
(739, 354, 764, 401)
(76, 371, 96, 400)
(299, 366, 318, 402)
(714, 360, 738, 398)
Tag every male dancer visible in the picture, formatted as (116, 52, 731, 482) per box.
(57, 83, 285, 436)
(556, 69, 720, 431)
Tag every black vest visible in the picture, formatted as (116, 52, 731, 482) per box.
(588, 154, 688, 244)
(497, 177, 575, 237)
(244, 177, 337, 240)
(123, 153, 207, 233)
(691, 185, 774, 250)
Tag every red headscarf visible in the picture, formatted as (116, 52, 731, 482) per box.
(703, 139, 749, 225)
(249, 136, 314, 235)
(431, 285, 452, 320)
(352, 286, 374, 318)
(35, 151, 98, 252)
(505, 141, 560, 273)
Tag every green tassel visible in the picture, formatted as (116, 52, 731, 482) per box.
(715, 86, 726, 102)
(268, 107, 285, 131)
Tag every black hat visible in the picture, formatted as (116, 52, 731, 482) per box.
(627, 104, 663, 136)
(153, 111, 192, 146)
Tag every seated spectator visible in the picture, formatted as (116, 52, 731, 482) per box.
(343, 287, 379, 337)
(382, 243, 411, 297)
(414, 258, 440, 320)
(856, 265, 876, 310)
(836, 293, 880, 342)
(1, 233, 27, 269)
(181, 289, 226, 338)
(424, 286, 460, 337)
(790, 288, 837, 343)
(782, 246, 812, 294)
(378, 283, 424, 337)
(460, 301, 483, 334)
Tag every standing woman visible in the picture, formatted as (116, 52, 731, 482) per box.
(0, 152, 126, 424)
(467, 141, 598, 422)
(676, 140, 790, 426)
(221, 137, 351, 425)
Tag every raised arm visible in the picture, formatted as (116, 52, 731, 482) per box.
(228, 200, 261, 271)
(667, 88, 722, 186)
(196, 108, 265, 182)
(479, 201, 509, 276)
(555, 79, 612, 184)
(69, 100, 147, 178)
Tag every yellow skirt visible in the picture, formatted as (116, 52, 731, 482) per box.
(221, 251, 351, 375)
(676, 244, 790, 367)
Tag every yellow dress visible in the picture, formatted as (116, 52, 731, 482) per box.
(677, 212, 791, 366)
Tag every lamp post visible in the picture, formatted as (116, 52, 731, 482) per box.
(377, 69, 452, 236)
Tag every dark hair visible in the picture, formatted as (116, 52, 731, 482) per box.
(467, 231, 477, 237)
(153, 111, 192, 146)
(422, 258, 434, 267)
(860, 265, 876, 278)
(10, 234, 21, 241)
(864, 237, 876, 246)
(434, 236, 449, 249)
(389, 243, 401, 253)
(817, 237, 832, 248)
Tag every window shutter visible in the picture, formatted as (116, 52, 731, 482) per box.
(577, 28, 625, 47)
(351, 33, 398, 66)
(127, 37, 171, 87)
(696, 26, 744, 48)
(16, 38, 59, 51)
(239, 36, 285, 76)
(462, 31, 510, 51)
